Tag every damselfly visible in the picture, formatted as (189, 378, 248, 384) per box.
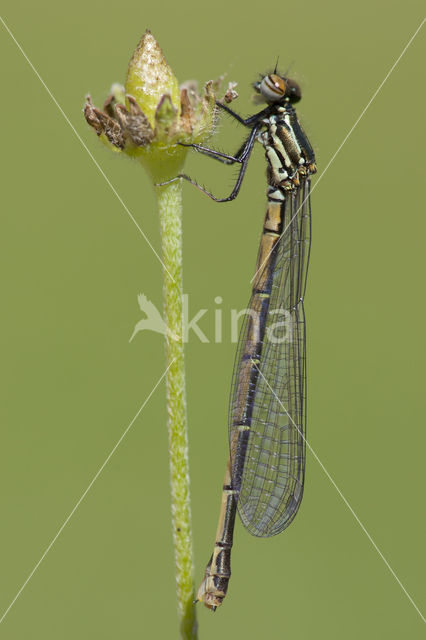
(160, 69, 316, 609)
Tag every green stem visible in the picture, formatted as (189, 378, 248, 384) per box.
(156, 180, 197, 640)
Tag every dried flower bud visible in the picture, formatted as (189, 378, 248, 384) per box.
(83, 30, 237, 183)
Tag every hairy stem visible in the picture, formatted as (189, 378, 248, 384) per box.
(156, 180, 197, 639)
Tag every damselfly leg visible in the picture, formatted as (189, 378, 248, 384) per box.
(157, 121, 260, 202)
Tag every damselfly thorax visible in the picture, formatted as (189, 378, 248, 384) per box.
(258, 106, 316, 192)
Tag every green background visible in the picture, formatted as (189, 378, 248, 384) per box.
(0, 1, 425, 638)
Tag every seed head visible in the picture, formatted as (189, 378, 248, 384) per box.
(83, 30, 237, 182)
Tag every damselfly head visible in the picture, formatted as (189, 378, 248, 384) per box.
(253, 73, 302, 104)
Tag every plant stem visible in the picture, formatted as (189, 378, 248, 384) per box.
(156, 180, 197, 640)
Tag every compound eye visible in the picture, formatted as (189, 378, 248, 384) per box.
(259, 74, 286, 102)
(285, 78, 302, 103)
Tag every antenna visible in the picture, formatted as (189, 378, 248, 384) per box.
(273, 56, 280, 74)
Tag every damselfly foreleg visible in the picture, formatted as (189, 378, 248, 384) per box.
(216, 101, 274, 126)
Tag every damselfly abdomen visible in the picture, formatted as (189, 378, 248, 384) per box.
(160, 70, 316, 610)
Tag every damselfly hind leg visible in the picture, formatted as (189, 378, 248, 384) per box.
(155, 126, 259, 201)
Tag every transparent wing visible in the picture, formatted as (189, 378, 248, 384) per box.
(229, 179, 311, 537)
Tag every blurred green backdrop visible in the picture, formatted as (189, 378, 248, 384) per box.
(0, 1, 425, 638)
